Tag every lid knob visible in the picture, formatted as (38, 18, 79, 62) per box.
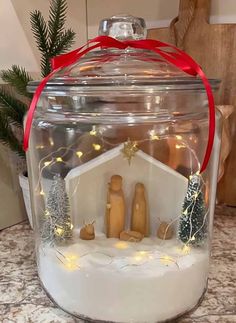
(98, 14, 147, 40)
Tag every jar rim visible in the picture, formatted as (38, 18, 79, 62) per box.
(27, 78, 220, 94)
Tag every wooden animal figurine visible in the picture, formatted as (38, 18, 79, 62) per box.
(120, 230, 143, 242)
(106, 175, 125, 238)
(157, 222, 173, 240)
(80, 222, 95, 240)
(131, 183, 149, 237)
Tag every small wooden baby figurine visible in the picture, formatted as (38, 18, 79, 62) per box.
(80, 222, 95, 240)
(131, 183, 149, 237)
(106, 175, 125, 238)
(120, 230, 143, 242)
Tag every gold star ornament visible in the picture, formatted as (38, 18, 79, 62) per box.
(121, 138, 139, 165)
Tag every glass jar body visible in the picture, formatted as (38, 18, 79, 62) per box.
(27, 88, 221, 323)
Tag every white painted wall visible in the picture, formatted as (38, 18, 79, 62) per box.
(0, 0, 236, 74)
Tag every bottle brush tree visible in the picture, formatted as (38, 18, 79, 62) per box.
(178, 174, 207, 246)
(41, 174, 72, 243)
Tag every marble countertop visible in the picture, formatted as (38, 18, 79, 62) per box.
(0, 206, 236, 323)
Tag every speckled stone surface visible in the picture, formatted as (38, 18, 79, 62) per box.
(0, 206, 235, 323)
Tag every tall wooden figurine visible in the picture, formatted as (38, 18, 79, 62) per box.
(106, 175, 125, 238)
(131, 183, 149, 237)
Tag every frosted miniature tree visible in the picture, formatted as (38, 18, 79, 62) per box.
(41, 174, 72, 243)
(178, 174, 207, 246)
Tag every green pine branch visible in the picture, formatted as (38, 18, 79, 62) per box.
(0, 65, 33, 98)
(30, 0, 76, 77)
(30, 10, 49, 54)
(52, 29, 76, 56)
(0, 87, 27, 126)
(48, 0, 67, 52)
(0, 111, 25, 158)
(30, 10, 50, 76)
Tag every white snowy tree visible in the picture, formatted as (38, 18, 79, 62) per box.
(178, 174, 207, 246)
(41, 174, 72, 243)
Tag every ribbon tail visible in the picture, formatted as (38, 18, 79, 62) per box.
(169, 49, 216, 173)
(129, 38, 215, 173)
(197, 69, 215, 173)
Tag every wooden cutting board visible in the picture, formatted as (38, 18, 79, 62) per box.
(148, 0, 236, 206)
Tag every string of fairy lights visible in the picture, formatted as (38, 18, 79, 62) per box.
(36, 124, 201, 195)
(35, 124, 209, 271)
(53, 239, 193, 272)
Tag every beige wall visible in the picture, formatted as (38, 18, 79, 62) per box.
(211, 0, 236, 22)
(0, 0, 38, 72)
(0, 0, 236, 74)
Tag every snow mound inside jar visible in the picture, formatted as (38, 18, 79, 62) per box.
(39, 235, 208, 323)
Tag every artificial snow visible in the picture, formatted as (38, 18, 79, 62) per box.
(39, 235, 209, 322)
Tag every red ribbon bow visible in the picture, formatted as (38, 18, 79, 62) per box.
(24, 35, 215, 173)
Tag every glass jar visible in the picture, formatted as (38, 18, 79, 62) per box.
(27, 15, 221, 323)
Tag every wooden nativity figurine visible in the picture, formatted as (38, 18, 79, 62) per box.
(106, 175, 125, 238)
(131, 183, 149, 237)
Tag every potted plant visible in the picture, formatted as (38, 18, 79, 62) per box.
(0, 0, 76, 227)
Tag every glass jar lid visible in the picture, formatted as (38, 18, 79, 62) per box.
(28, 15, 220, 94)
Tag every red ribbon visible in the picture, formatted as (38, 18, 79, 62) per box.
(24, 35, 215, 173)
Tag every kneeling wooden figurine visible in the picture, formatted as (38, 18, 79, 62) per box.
(157, 222, 173, 240)
(80, 222, 95, 240)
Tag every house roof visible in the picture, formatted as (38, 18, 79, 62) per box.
(65, 144, 188, 183)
